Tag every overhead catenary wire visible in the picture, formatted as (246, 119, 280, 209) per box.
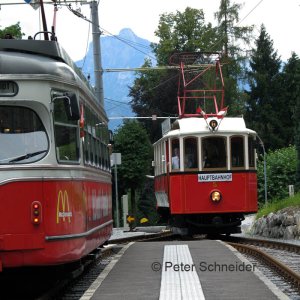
(66, 3, 157, 62)
(79, 9, 92, 69)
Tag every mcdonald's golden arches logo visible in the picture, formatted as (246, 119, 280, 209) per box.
(56, 190, 72, 224)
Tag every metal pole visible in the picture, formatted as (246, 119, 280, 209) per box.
(114, 164, 119, 227)
(39, 0, 49, 40)
(257, 135, 267, 205)
(90, 0, 104, 106)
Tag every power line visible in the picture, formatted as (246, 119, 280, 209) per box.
(66, 3, 157, 62)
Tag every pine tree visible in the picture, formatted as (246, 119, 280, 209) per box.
(278, 53, 300, 146)
(214, 0, 254, 115)
(245, 24, 282, 150)
(288, 54, 300, 190)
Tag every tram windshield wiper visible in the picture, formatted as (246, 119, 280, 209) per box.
(9, 150, 48, 163)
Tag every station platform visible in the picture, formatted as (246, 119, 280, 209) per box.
(81, 240, 289, 300)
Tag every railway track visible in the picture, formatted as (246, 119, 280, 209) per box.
(222, 236, 300, 298)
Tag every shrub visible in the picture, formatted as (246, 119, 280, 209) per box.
(257, 145, 296, 205)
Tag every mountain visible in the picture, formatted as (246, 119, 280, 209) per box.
(75, 28, 154, 130)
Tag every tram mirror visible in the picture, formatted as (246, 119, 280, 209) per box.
(64, 92, 80, 121)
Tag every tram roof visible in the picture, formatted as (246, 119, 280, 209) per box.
(163, 117, 256, 138)
(0, 39, 91, 88)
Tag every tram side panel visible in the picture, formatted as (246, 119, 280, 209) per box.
(83, 180, 112, 252)
(43, 178, 112, 264)
(0, 180, 45, 269)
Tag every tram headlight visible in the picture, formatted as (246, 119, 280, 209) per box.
(209, 119, 218, 131)
(210, 191, 222, 202)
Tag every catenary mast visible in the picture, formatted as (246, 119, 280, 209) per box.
(90, 0, 104, 106)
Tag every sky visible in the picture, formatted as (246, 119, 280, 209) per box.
(0, 0, 299, 62)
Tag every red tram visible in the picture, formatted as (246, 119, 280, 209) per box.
(0, 38, 112, 271)
(154, 53, 258, 235)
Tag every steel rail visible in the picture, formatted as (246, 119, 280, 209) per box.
(223, 235, 300, 254)
(227, 241, 300, 290)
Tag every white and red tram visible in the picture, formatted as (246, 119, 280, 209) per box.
(0, 39, 112, 271)
(154, 53, 258, 235)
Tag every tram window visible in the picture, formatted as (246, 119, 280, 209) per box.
(184, 137, 198, 169)
(55, 125, 79, 162)
(202, 137, 226, 169)
(95, 139, 99, 167)
(230, 136, 244, 168)
(171, 139, 180, 170)
(90, 135, 95, 165)
(0, 106, 48, 164)
(84, 133, 89, 164)
(99, 142, 105, 169)
(53, 95, 79, 163)
(248, 136, 255, 168)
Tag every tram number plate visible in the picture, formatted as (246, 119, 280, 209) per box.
(0, 81, 18, 96)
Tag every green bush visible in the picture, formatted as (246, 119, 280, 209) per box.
(257, 145, 296, 205)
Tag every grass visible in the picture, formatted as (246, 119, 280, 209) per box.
(256, 193, 300, 219)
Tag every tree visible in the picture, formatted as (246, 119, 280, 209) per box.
(130, 3, 255, 142)
(129, 59, 178, 142)
(152, 7, 219, 65)
(257, 146, 296, 204)
(0, 23, 23, 39)
(113, 120, 153, 225)
(245, 24, 282, 150)
(287, 54, 300, 190)
(214, 0, 254, 115)
(130, 7, 219, 142)
(278, 53, 300, 146)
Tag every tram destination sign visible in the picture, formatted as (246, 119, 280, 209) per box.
(0, 81, 18, 97)
(198, 173, 232, 182)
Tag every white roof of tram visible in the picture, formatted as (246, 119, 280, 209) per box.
(162, 117, 256, 138)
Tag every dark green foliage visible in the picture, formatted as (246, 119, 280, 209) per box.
(215, 0, 254, 115)
(275, 53, 300, 147)
(113, 120, 153, 224)
(129, 59, 178, 143)
(284, 53, 300, 191)
(152, 7, 219, 65)
(0, 23, 23, 39)
(257, 146, 296, 205)
(244, 25, 282, 150)
(136, 179, 159, 226)
(113, 120, 153, 190)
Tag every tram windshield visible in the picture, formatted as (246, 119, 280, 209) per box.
(202, 137, 226, 169)
(0, 106, 48, 164)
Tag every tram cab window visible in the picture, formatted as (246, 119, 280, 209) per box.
(53, 93, 79, 163)
(0, 106, 48, 164)
(202, 137, 226, 169)
(230, 136, 245, 168)
(171, 139, 180, 170)
(184, 137, 198, 169)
